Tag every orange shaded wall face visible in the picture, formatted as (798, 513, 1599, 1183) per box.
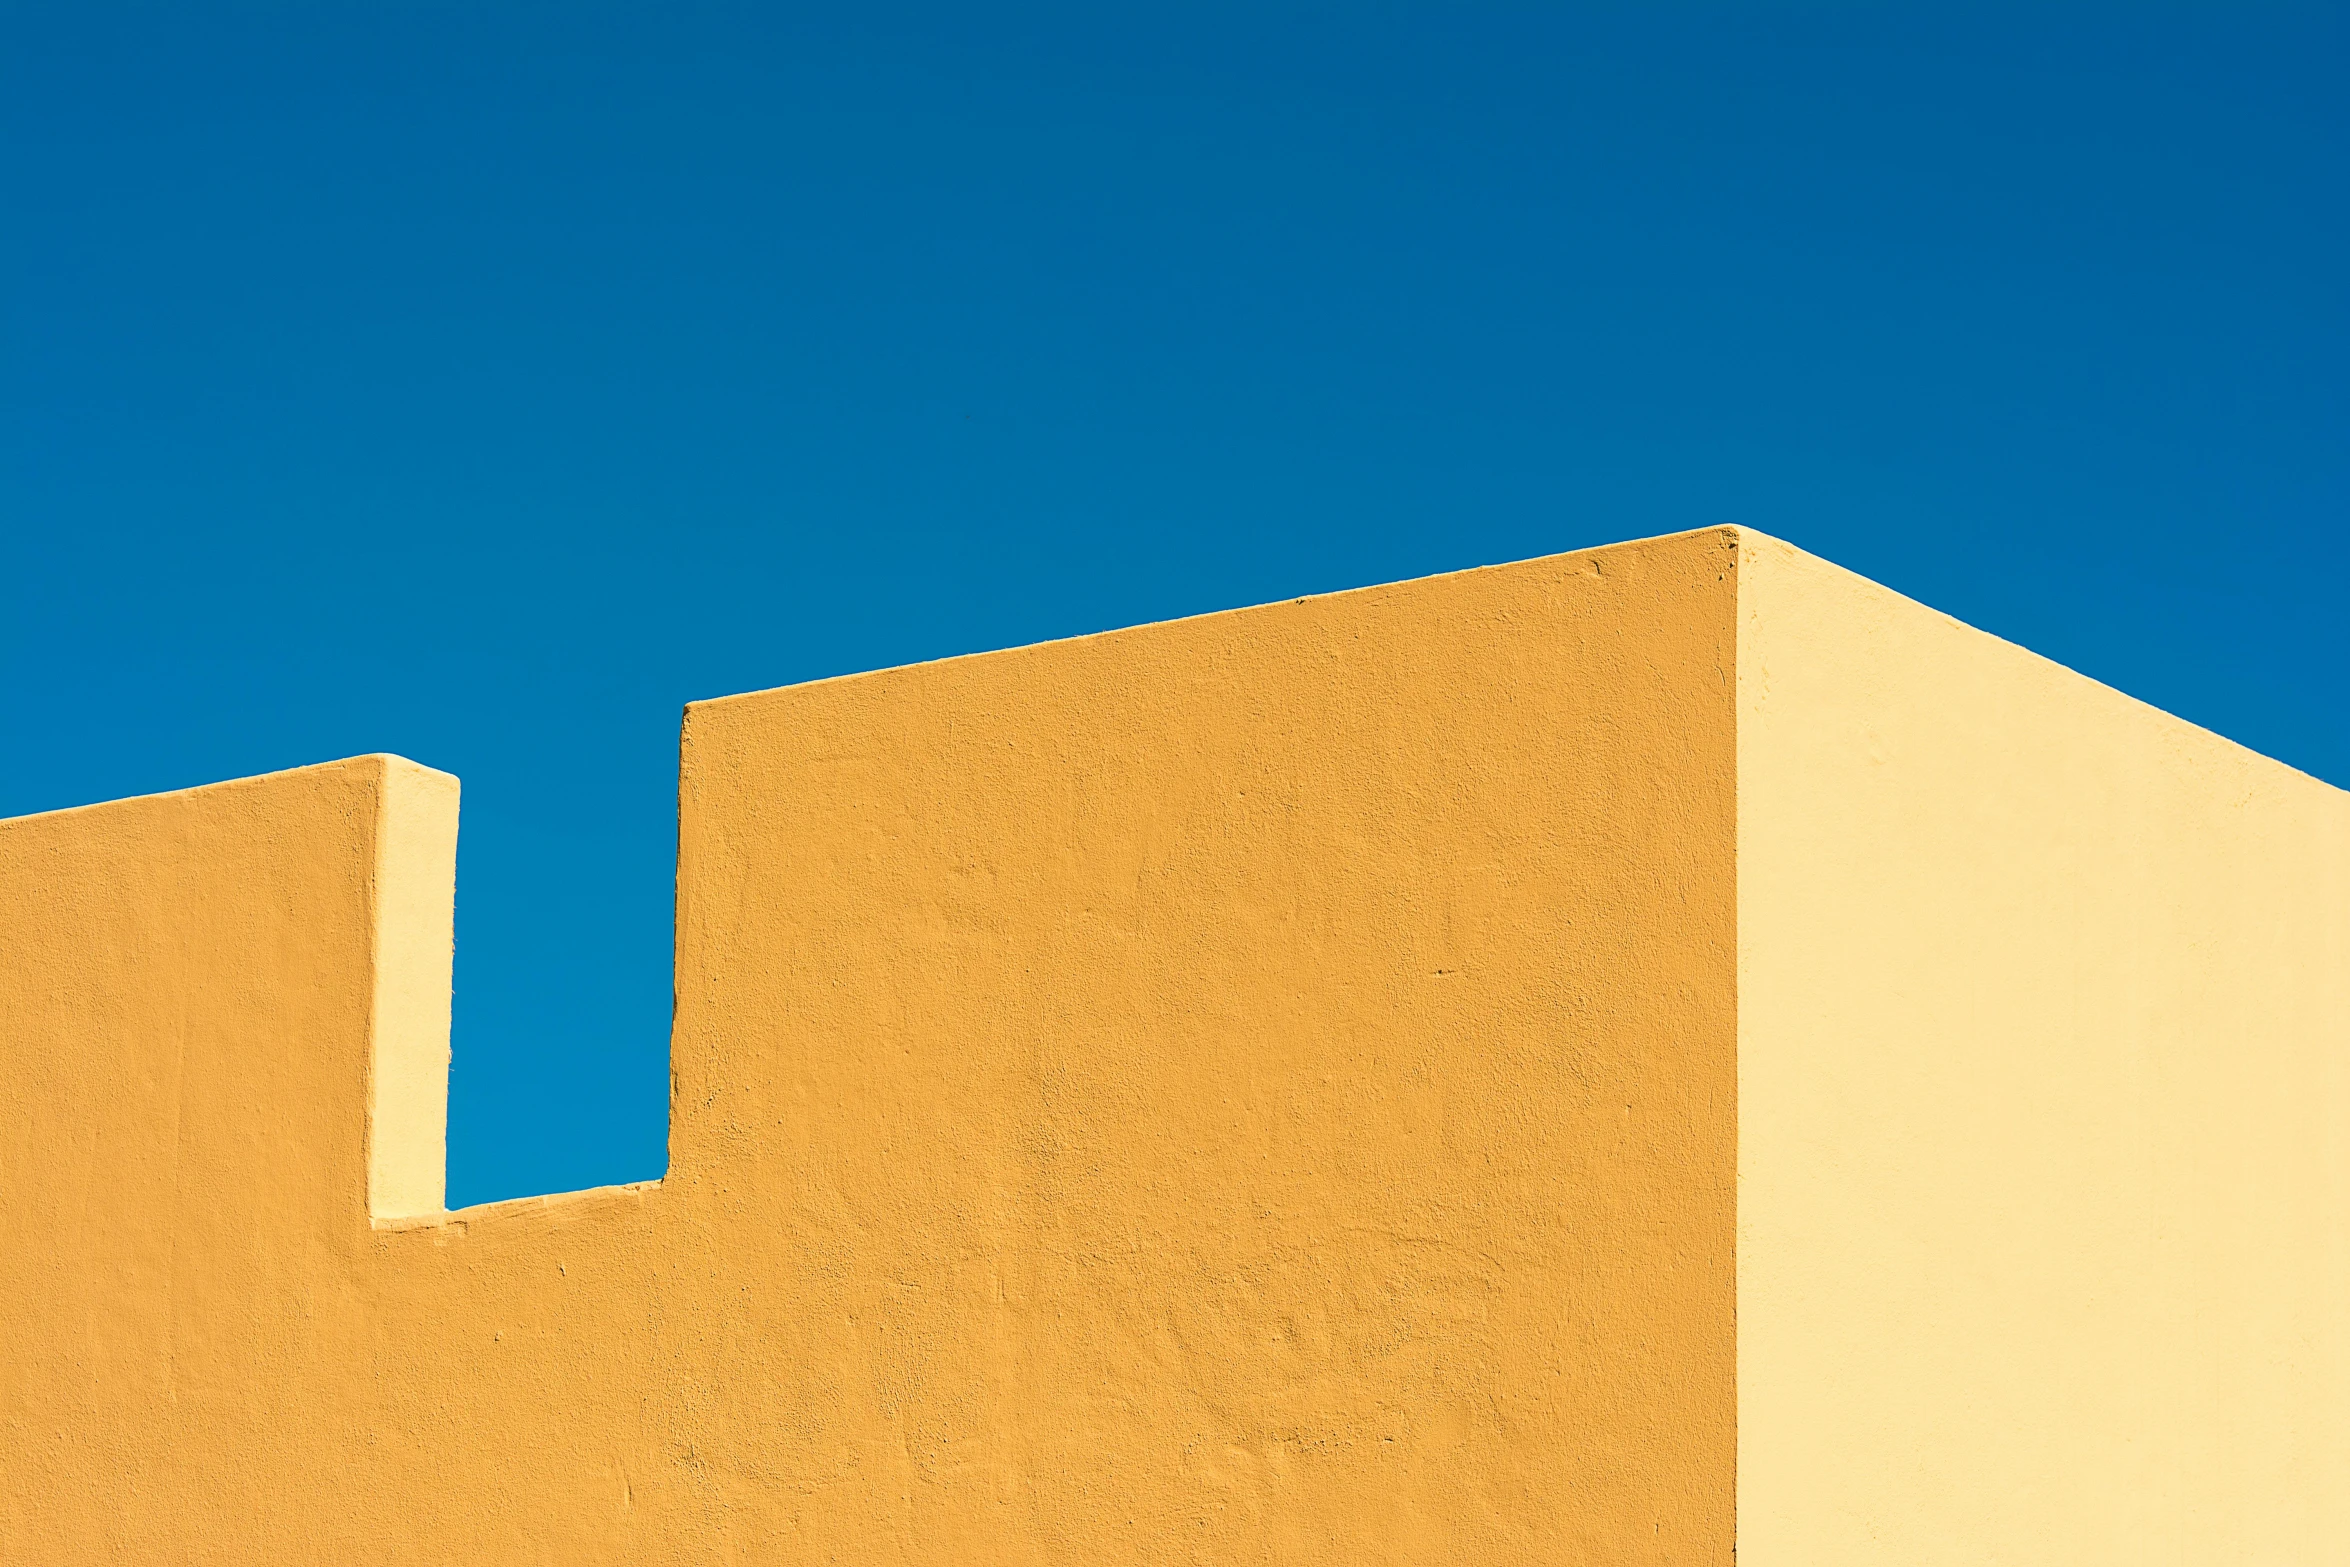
(0, 530, 1741, 1562)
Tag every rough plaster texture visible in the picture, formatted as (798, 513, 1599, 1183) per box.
(0, 526, 2341, 1560)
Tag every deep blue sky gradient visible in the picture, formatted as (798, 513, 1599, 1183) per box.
(5, 4, 2344, 1204)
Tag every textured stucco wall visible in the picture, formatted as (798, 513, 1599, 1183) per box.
(6, 527, 2343, 1559)
(1, 530, 1740, 1561)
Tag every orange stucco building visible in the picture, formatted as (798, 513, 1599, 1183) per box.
(4, 527, 2344, 1561)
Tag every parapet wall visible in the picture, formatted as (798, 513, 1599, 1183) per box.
(1, 527, 2341, 1562)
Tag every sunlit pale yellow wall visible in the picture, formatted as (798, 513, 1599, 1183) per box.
(1, 529, 1739, 1562)
(1736, 534, 2350, 1562)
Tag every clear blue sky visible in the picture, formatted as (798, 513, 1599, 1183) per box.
(5, 5, 2343, 1205)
